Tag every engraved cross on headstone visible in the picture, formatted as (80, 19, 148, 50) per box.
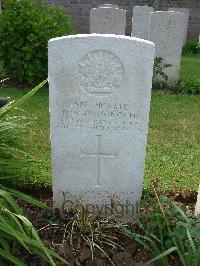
(80, 135, 116, 186)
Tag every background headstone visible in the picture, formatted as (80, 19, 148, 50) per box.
(195, 185, 200, 216)
(98, 4, 119, 8)
(132, 6, 154, 40)
(90, 5, 126, 35)
(169, 8, 190, 45)
(48, 34, 155, 215)
(149, 11, 185, 82)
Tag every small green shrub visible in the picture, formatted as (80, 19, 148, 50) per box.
(175, 77, 200, 95)
(153, 56, 200, 95)
(153, 57, 172, 83)
(152, 80, 168, 91)
(182, 41, 200, 55)
(121, 195, 200, 266)
(0, 0, 74, 85)
(153, 57, 172, 90)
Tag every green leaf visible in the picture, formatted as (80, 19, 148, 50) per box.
(4, 187, 47, 209)
(146, 247, 177, 265)
(0, 247, 26, 266)
(0, 79, 48, 119)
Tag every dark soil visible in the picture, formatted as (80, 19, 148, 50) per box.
(20, 201, 152, 265)
(18, 187, 197, 266)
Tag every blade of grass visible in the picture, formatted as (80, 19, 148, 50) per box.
(145, 247, 178, 265)
(0, 247, 26, 266)
(4, 187, 47, 209)
(0, 79, 48, 119)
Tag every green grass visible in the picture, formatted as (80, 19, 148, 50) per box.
(145, 92, 199, 191)
(0, 89, 199, 192)
(0, 54, 199, 191)
(180, 54, 200, 80)
(0, 88, 51, 187)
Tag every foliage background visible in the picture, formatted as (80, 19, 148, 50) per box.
(0, 0, 74, 85)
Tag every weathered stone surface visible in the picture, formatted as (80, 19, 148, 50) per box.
(48, 34, 155, 215)
(169, 8, 190, 45)
(90, 5, 126, 35)
(132, 6, 154, 40)
(149, 11, 185, 82)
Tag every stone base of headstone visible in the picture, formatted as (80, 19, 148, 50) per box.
(55, 190, 141, 218)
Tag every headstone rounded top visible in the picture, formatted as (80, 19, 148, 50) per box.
(98, 4, 119, 8)
(133, 6, 154, 13)
(49, 34, 155, 47)
(154, 11, 183, 14)
(133, 5, 153, 9)
(169, 7, 189, 13)
(152, 11, 186, 18)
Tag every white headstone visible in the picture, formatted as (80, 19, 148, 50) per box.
(169, 8, 190, 45)
(90, 5, 126, 35)
(149, 11, 185, 82)
(132, 6, 154, 40)
(195, 185, 200, 216)
(48, 34, 155, 216)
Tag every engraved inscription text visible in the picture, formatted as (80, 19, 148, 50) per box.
(56, 101, 144, 132)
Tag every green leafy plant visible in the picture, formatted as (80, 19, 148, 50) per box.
(68, 209, 122, 263)
(120, 178, 200, 266)
(0, 0, 74, 85)
(121, 225, 177, 266)
(0, 79, 68, 265)
(153, 57, 172, 90)
(182, 41, 200, 55)
(38, 205, 123, 264)
(175, 77, 200, 95)
(0, 188, 68, 265)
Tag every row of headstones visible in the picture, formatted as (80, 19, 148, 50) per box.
(90, 4, 189, 82)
